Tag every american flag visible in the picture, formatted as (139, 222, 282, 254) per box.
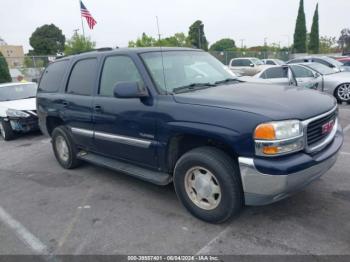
(80, 1, 97, 30)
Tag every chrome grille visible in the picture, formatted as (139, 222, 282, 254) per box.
(306, 109, 337, 147)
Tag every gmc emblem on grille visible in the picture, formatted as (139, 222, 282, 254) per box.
(322, 119, 335, 135)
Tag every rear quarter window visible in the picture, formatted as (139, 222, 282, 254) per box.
(38, 60, 69, 92)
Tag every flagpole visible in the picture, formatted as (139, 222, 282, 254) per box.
(79, 0, 86, 38)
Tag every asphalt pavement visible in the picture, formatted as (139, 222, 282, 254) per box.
(0, 105, 349, 255)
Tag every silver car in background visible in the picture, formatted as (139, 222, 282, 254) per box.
(262, 59, 286, 66)
(287, 56, 350, 72)
(256, 63, 350, 103)
(229, 57, 270, 76)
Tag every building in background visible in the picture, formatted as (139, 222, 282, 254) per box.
(0, 37, 24, 68)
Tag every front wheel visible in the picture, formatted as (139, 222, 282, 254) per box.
(173, 147, 243, 223)
(335, 83, 350, 103)
(0, 120, 15, 141)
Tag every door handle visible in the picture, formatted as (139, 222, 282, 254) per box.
(62, 101, 68, 108)
(94, 105, 102, 112)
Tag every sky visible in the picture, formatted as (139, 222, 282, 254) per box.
(1, 0, 349, 53)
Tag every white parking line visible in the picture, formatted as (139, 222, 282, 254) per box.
(196, 226, 231, 255)
(0, 206, 48, 254)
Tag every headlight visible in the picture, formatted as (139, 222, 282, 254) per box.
(6, 109, 30, 118)
(254, 120, 304, 156)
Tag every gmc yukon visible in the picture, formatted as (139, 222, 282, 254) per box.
(37, 48, 343, 223)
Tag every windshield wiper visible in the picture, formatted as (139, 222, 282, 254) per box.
(214, 78, 240, 85)
(173, 82, 216, 94)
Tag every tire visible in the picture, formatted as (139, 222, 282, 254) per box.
(0, 120, 15, 141)
(173, 147, 243, 223)
(52, 126, 81, 169)
(335, 83, 350, 103)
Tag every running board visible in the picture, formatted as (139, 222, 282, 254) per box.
(77, 151, 172, 185)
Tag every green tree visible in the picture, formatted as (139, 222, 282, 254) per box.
(319, 36, 338, 53)
(308, 4, 319, 53)
(64, 34, 96, 55)
(0, 52, 11, 83)
(293, 0, 307, 53)
(128, 33, 157, 47)
(338, 28, 350, 53)
(188, 20, 208, 51)
(209, 38, 236, 51)
(29, 24, 65, 55)
(158, 33, 190, 47)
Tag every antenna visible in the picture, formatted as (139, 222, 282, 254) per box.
(156, 16, 161, 41)
(155, 16, 167, 92)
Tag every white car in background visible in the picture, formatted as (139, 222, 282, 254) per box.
(262, 58, 286, 65)
(228, 57, 270, 76)
(0, 82, 39, 140)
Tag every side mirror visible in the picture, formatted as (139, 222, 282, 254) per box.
(113, 81, 149, 99)
(249, 63, 255, 67)
(314, 72, 321, 78)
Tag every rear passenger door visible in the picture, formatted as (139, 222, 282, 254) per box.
(92, 55, 157, 168)
(62, 58, 98, 148)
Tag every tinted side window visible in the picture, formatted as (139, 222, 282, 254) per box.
(265, 67, 288, 79)
(231, 59, 242, 66)
(100, 56, 143, 97)
(291, 65, 314, 78)
(66, 59, 97, 96)
(39, 60, 69, 92)
(241, 59, 252, 66)
(266, 60, 275, 65)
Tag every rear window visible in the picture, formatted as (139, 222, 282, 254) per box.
(264, 67, 288, 79)
(66, 58, 98, 96)
(38, 60, 69, 92)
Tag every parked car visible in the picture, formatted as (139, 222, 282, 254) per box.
(287, 56, 350, 72)
(0, 82, 39, 140)
(229, 57, 270, 76)
(37, 48, 343, 223)
(255, 65, 319, 89)
(336, 57, 350, 67)
(262, 59, 286, 66)
(288, 63, 350, 103)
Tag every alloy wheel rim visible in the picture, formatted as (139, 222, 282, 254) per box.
(338, 84, 350, 101)
(184, 166, 222, 210)
(55, 135, 69, 162)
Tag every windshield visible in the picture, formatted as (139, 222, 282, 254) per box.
(321, 56, 344, 68)
(141, 51, 236, 93)
(306, 63, 337, 75)
(251, 58, 264, 65)
(0, 83, 37, 102)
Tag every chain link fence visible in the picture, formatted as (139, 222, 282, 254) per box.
(209, 50, 292, 65)
(1, 55, 57, 83)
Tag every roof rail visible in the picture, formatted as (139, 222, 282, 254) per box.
(95, 47, 113, 52)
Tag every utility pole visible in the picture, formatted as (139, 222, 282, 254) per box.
(264, 37, 268, 59)
(239, 39, 245, 49)
(198, 26, 201, 49)
(73, 29, 80, 36)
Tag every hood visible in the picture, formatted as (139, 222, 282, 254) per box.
(325, 71, 350, 81)
(0, 97, 36, 111)
(173, 83, 336, 121)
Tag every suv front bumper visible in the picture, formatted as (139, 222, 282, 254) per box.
(239, 124, 343, 206)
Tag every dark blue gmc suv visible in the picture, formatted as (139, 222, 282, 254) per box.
(37, 48, 343, 223)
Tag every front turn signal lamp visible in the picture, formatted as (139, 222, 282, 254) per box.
(254, 120, 304, 157)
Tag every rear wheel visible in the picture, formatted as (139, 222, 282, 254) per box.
(335, 83, 350, 103)
(173, 147, 243, 223)
(0, 120, 15, 141)
(52, 126, 81, 169)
